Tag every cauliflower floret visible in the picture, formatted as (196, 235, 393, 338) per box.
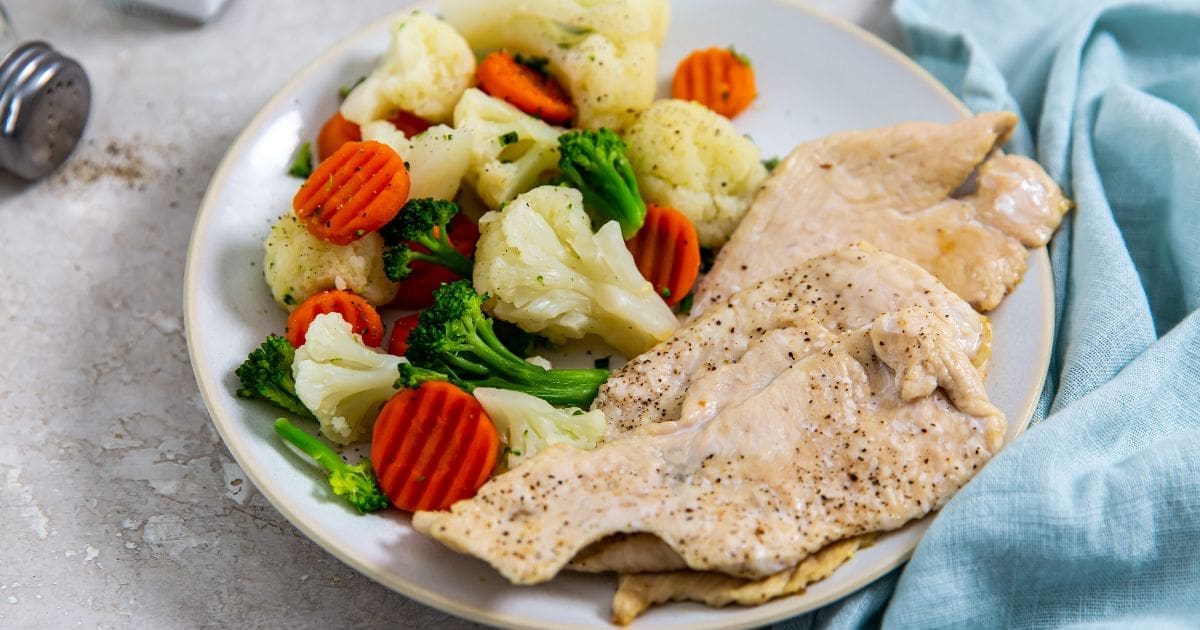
(360, 121, 473, 201)
(442, 0, 670, 130)
(623, 99, 770, 247)
(442, 0, 668, 48)
(473, 387, 605, 469)
(555, 36, 658, 131)
(341, 11, 475, 125)
(473, 185, 677, 357)
(263, 214, 397, 309)
(453, 88, 564, 210)
(292, 313, 404, 445)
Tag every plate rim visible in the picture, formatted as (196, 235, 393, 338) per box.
(182, 1, 1054, 627)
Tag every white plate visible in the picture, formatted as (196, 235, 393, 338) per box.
(184, 1, 1054, 627)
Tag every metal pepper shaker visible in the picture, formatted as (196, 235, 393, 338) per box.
(0, 5, 90, 180)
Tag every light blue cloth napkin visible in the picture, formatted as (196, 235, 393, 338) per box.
(782, 0, 1200, 627)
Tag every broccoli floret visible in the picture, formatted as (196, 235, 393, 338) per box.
(400, 280, 610, 406)
(288, 141, 313, 178)
(557, 128, 647, 239)
(273, 418, 387, 513)
(379, 198, 474, 281)
(235, 336, 314, 420)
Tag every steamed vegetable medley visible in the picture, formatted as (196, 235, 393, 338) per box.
(236, 0, 768, 513)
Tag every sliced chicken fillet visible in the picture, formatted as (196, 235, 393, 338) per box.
(412, 307, 1006, 584)
(570, 533, 687, 574)
(570, 323, 838, 574)
(574, 304, 992, 575)
(592, 243, 990, 437)
(692, 112, 1070, 313)
(609, 534, 876, 625)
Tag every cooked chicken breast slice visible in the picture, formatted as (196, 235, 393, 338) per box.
(570, 533, 687, 574)
(609, 534, 876, 625)
(692, 112, 1069, 314)
(573, 304, 992, 575)
(412, 308, 1006, 584)
(675, 322, 837, 431)
(592, 243, 990, 438)
(971, 153, 1072, 247)
(570, 323, 837, 574)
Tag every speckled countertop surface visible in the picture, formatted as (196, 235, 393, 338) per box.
(0, 1, 899, 627)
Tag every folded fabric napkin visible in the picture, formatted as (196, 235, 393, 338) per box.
(782, 0, 1200, 627)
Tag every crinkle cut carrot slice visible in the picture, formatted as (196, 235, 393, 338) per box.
(293, 140, 410, 245)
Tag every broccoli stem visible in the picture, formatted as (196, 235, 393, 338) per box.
(379, 198, 474, 281)
(274, 418, 345, 472)
(439, 324, 609, 405)
(273, 418, 388, 514)
(411, 229, 474, 278)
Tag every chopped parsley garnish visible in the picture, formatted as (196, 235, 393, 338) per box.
(762, 156, 780, 172)
(513, 53, 551, 76)
(498, 131, 520, 146)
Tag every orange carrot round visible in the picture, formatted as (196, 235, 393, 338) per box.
(316, 111, 362, 162)
(671, 47, 757, 118)
(625, 203, 701, 307)
(387, 312, 422, 357)
(285, 289, 385, 348)
(372, 382, 499, 512)
(476, 51, 574, 125)
(293, 140, 410, 245)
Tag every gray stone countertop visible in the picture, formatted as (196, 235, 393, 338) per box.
(0, 1, 900, 627)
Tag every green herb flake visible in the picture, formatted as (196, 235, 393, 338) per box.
(562, 24, 594, 36)
(513, 53, 551, 76)
(762, 156, 780, 172)
(338, 76, 366, 99)
(498, 131, 520, 146)
(536, 275, 545, 285)
(283, 293, 296, 306)
(287, 141, 313, 179)
(661, 287, 671, 298)
(729, 46, 752, 67)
